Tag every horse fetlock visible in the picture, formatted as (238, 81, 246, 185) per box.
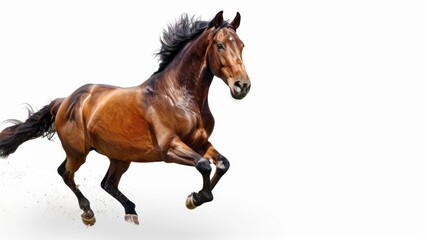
(199, 190, 214, 203)
(79, 199, 91, 211)
(196, 158, 212, 174)
(124, 201, 137, 215)
(186, 191, 213, 209)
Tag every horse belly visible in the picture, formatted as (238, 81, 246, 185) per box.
(87, 115, 161, 162)
(91, 128, 162, 162)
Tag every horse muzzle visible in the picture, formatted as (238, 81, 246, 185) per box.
(230, 79, 251, 99)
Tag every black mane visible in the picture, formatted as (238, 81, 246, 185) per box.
(153, 13, 228, 75)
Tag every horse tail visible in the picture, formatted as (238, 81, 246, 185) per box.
(0, 98, 64, 158)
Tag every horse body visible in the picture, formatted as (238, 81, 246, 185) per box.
(0, 11, 250, 226)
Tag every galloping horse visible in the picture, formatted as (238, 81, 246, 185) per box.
(0, 11, 250, 226)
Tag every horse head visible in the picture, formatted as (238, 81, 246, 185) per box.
(207, 11, 251, 100)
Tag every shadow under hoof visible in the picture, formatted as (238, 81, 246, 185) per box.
(185, 193, 197, 210)
(81, 211, 96, 226)
(124, 214, 139, 225)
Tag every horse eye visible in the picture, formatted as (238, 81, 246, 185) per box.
(217, 43, 224, 50)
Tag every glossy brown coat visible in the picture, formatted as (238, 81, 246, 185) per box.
(0, 11, 250, 226)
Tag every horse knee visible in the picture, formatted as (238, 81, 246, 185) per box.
(196, 158, 212, 174)
(216, 156, 230, 175)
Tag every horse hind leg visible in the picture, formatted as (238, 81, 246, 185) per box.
(57, 156, 95, 226)
(101, 158, 138, 225)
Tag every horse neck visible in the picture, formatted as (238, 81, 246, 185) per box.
(160, 29, 215, 107)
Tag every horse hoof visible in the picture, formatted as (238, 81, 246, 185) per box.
(185, 193, 197, 210)
(81, 210, 96, 226)
(124, 214, 139, 225)
(82, 216, 96, 226)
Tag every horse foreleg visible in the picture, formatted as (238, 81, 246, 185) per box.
(209, 154, 230, 189)
(185, 157, 214, 209)
(101, 159, 138, 225)
(202, 143, 230, 190)
(162, 137, 213, 209)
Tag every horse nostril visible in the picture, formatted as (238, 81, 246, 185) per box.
(234, 81, 242, 93)
(241, 82, 250, 94)
(242, 83, 249, 90)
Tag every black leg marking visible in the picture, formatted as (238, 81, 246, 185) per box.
(101, 159, 138, 224)
(210, 155, 230, 190)
(189, 158, 214, 208)
(57, 159, 95, 226)
(101, 172, 137, 215)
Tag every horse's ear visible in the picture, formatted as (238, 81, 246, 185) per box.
(229, 12, 241, 31)
(210, 10, 224, 28)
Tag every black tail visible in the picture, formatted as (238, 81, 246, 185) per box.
(0, 98, 64, 158)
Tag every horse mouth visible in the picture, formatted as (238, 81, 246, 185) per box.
(231, 89, 247, 100)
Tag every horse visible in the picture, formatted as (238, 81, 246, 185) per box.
(0, 11, 250, 226)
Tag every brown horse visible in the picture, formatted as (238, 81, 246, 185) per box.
(0, 11, 250, 226)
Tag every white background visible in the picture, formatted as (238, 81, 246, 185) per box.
(0, 1, 427, 239)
